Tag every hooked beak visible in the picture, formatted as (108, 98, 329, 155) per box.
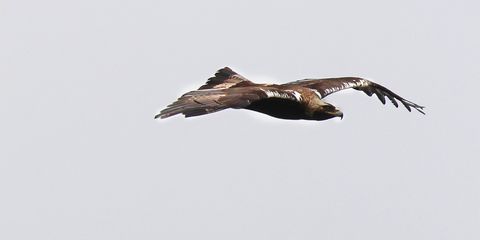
(335, 110, 344, 120)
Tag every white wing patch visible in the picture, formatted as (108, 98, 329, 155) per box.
(261, 89, 301, 101)
(312, 89, 323, 99)
(287, 90, 302, 101)
(323, 79, 370, 96)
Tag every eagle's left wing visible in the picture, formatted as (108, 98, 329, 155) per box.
(155, 86, 301, 119)
(285, 77, 425, 114)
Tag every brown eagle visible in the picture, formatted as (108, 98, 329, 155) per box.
(155, 67, 425, 121)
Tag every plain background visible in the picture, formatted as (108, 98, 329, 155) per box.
(1, 0, 479, 239)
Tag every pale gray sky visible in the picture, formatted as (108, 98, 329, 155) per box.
(1, 0, 479, 239)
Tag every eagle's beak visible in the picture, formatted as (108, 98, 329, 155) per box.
(335, 110, 344, 120)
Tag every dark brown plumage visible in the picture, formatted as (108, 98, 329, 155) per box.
(155, 67, 425, 121)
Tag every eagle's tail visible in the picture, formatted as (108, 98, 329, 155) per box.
(155, 89, 229, 119)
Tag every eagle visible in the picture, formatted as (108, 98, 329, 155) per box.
(155, 67, 425, 121)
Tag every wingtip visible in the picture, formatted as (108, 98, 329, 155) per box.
(416, 106, 426, 115)
(216, 66, 236, 75)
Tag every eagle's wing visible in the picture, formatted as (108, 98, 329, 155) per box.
(197, 67, 253, 90)
(155, 87, 301, 119)
(157, 67, 302, 119)
(285, 77, 425, 114)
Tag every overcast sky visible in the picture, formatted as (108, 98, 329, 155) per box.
(1, 0, 479, 239)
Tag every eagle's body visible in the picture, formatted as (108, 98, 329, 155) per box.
(155, 67, 425, 121)
(242, 85, 338, 120)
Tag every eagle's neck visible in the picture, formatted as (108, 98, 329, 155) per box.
(303, 89, 330, 116)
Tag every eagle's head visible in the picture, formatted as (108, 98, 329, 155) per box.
(312, 103, 343, 121)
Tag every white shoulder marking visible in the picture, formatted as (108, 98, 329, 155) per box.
(260, 88, 298, 101)
(312, 89, 323, 99)
(286, 90, 302, 101)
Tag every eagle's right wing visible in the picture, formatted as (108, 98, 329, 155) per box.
(285, 77, 425, 114)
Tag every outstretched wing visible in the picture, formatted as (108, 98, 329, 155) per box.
(155, 87, 302, 119)
(285, 77, 425, 114)
(198, 67, 253, 90)
(155, 89, 230, 119)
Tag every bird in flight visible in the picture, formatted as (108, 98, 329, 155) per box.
(155, 67, 425, 121)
